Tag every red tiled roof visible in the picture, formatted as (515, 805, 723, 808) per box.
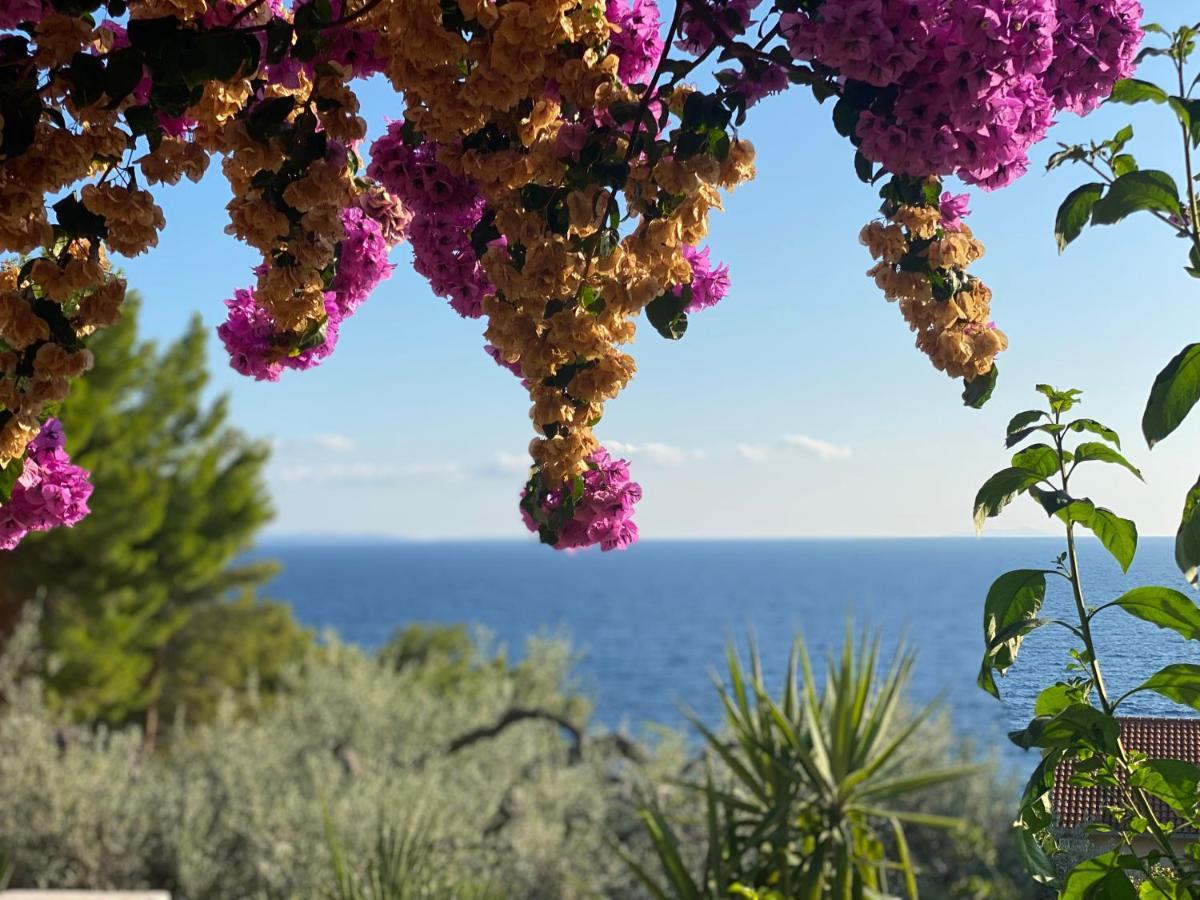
(1052, 717, 1200, 830)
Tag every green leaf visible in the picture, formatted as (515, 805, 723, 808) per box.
(1017, 751, 1060, 834)
(1128, 758, 1200, 815)
(1111, 154, 1138, 177)
(1011, 444, 1060, 478)
(1055, 183, 1105, 251)
(1035, 681, 1088, 717)
(979, 571, 1046, 672)
(645, 291, 689, 340)
(101, 47, 146, 109)
(1108, 78, 1170, 105)
(1007, 409, 1047, 435)
(1047, 145, 1088, 171)
(66, 51, 106, 109)
(973, 467, 1043, 532)
(1175, 473, 1200, 587)
(1091, 170, 1182, 225)
(1075, 871, 1137, 900)
(1067, 418, 1122, 449)
(1142, 343, 1200, 448)
(1071, 442, 1143, 480)
(962, 365, 998, 409)
(1012, 753, 1060, 883)
(1005, 425, 1046, 449)
(1169, 95, 1200, 147)
(1140, 663, 1200, 712)
(1009, 704, 1120, 754)
(1109, 124, 1134, 152)
(1036, 384, 1082, 414)
(1029, 485, 1073, 517)
(1013, 827, 1057, 884)
(1110, 586, 1200, 640)
(1062, 502, 1137, 572)
(978, 569, 1048, 698)
(0, 457, 24, 505)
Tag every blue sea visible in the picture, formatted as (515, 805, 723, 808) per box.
(252, 536, 1200, 769)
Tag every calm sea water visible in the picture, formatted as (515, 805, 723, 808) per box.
(252, 537, 1199, 768)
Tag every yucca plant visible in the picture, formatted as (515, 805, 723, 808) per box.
(626, 629, 981, 899)
(323, 809, 497, 900)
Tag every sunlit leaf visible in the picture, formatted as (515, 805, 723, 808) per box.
(1143, 343, 1200, 448)
(1055, 183, 1104, 251)
(973, 468, 1044, 532)
(1110, 586, 1200, 640)
(1071, 442, 1143, 481)
(1128, 758, 1200, 815)
(1108, 79, 1170, 105)
(1176, 473, 1200, 587)
(1091, 170, 1182, 225)
(1140, 663, 1200, 712)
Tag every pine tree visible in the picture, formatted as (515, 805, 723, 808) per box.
(0, 296, 305, 741)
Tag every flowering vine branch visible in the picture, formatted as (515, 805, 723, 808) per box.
(0, 0, 1143, 554)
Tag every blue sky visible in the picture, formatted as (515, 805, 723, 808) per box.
(119, 0, 1200, 540)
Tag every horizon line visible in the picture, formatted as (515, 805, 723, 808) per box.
(255, 532, 1178, 543)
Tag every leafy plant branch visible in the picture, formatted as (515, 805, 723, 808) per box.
(977, 384, 1200, 895)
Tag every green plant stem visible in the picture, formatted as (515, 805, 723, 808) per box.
(1176, 56, 1200, 259)
(1052, 417, 1184, 876)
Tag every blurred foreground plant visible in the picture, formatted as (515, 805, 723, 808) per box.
(323, 808, 499, 900)
(624, 630, 980, 898)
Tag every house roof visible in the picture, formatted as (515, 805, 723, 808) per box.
(1052, 717, 1200, 831)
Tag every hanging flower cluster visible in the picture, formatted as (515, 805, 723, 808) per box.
(0, 0, 1142, 550)
(217, 195, 403, 380)
(784, 0, 1142, 189)
(815, 0, 1141, 389)
(357, 0, 751, 547)
(521, 447, 641, 551)
(862, 180, 1006, 380)
(0, 419, 92, 550)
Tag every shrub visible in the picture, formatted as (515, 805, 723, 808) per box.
(0, 615, 683, 898)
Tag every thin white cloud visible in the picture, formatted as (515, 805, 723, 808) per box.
(781, 434, 852, 461)
(273, 433, 357, 453)
(738, 434, 852, 463)
(311, 433, 357, 453)
(607, 440, 704, 466)
(736, 442, 771, 463)
(470, 452, 531, 479)
(279, 461, 464, 484)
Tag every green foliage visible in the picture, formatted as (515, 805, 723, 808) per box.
(157, 592, 312, 726)
(1176, 474, 1200, 587)
(962, 365, 999, 409)
(0, 297, 285, 730)
(974, 386, 1137, 573)
(377, 623, 505, 696)
(0, 609, 1026, 898)
(1108, 587, 1200, 641)
(1051, 19, 1200, 587)
(626, 630, 979, 898)
(0, 615, 680, 898)
(979, 385, 1200, 896)
(1135, 664, 1200, 713)
(978, 569, 1049, 698)
(324, 810, 499, 900)
(1142, 343, 1200, 449)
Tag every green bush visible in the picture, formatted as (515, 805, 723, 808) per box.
(0, 616, 1026, 899)
(0, 615, 683, 898)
